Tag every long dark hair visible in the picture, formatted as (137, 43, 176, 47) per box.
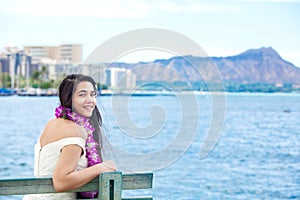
(58, 74, 103, 155)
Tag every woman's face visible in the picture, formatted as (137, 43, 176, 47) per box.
(72, 81, 97, 117)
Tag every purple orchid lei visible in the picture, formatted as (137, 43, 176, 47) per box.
(55, 105, 101, 198)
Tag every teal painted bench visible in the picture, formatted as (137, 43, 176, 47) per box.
(0, 172, 153, 200)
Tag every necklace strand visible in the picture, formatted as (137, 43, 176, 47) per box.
(55, 105, 101, 198)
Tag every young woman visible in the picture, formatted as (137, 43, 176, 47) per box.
(23, 74, 116, 200)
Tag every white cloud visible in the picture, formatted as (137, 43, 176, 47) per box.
(244, 0, 300, 2)
(0, 0, 243, 19)
(0, 0, 151, 18)
(155, 1, 243, 13)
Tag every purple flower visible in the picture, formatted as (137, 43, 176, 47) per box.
(55, 105, 102, 198)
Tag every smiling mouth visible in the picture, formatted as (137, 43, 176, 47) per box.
(83, 105, 94, 110)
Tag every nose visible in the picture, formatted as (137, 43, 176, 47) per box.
(86, 94, 95, 103)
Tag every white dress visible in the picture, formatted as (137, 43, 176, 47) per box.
(23, 137, 88, 200)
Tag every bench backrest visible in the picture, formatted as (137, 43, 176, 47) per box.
(0, 172, 153, 200)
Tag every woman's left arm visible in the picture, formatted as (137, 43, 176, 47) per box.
(52, 144, 115, 192)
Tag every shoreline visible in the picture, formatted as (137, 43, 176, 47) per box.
(1, 90, 300, 97)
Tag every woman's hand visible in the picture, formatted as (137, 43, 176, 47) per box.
(100, 160, 117, 172)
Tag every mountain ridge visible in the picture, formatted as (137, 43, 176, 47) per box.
(109, 47, 300, 85)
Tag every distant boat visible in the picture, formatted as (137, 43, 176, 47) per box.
(17, 88, 58, 96)
(0, 88, 16, 96)
(17, 88, 37, 96)
(40, 88, 58, 96)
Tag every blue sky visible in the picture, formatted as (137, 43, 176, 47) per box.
(0, 0, 300, 66)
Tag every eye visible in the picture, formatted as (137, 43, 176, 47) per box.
(91, 92, 97, 97)
(79, 93, 86, 97)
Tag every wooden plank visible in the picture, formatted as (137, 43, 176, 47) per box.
(0, 176, 55, 195)
(0, 176, 100, 195)
(122, 197, 153, 200)
(122, 173, 153, 190)
(0, 172, 153, 196)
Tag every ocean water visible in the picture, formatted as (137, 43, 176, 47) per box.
(0, 93, 299, 199)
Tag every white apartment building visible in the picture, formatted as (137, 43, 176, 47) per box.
(106, 68, 136, 89)
(23, 46, 56, 64)
(60, 44, 82, 64)
(23, 43, 82, 64)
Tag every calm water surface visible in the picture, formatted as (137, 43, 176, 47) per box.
(0, 93, 299, 199)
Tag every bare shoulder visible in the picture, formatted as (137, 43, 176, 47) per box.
(40, 118, 87, 147)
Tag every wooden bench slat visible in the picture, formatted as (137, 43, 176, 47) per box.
(0, 176, 55, 195)
(122, 173, 153, 190)
(0, 173, 153, 196)
(121, 197, 153, 200)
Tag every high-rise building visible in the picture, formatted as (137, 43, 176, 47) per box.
(105, 68, 136, 89)
(47, 46, 60, 62)
(60, 44, 82, 64)
(23, 46, 52, 64)
(0, 50, 32, 89)
(23, 43, 82, 64)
